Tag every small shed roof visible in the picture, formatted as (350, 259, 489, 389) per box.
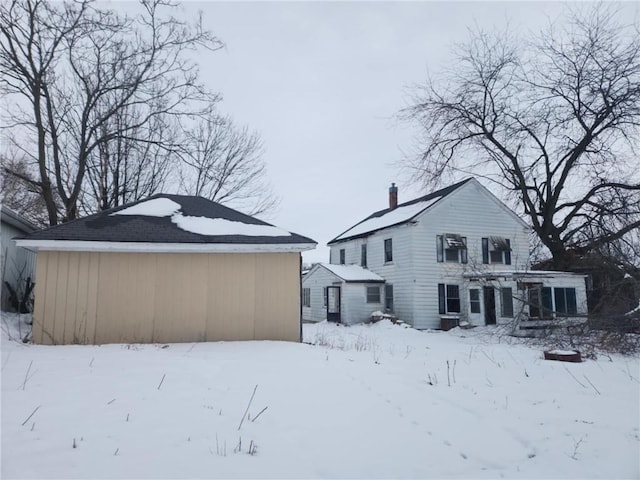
(16, 194, 316, 253)
(329, 178, 473, 244)
(316, 263, 385, 283)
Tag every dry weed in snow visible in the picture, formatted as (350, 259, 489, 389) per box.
(1, 314, 639, 479)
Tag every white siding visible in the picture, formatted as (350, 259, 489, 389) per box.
(330, 223, 415, 323)
(410, 181, 531, 329)
(341, 283, 384, 326)
(331, 237, 368, 267)
(462, 280, 526, 327)
(329, 180, 531, 329)
(1, 222, 37, 311)
(326, 180, 586, 331)
(463, 276, 587, 327)
(302, 266, 385, 325)
(302, 267, 341, 322)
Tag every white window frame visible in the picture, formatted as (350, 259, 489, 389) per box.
(366, 285, 381, 303)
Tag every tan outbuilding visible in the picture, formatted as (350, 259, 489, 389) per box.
(17, 195, 316, 345)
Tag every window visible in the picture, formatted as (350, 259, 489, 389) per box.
(366, 286, 381, 303)
(361, 244, 367, 268)
(469, 288, 481, 314)
(528, 286, 577, 317)
(385, 284, 394, 312)
(482, 238, 489, 264)
(490, 250, 504, 263)
(482, 237, 511, 265)
(437, 234, 468, 263)
(501, 287, 514, 317)
(339, 249, 345, 265)
(528, 287, 552, 318)
(323, 287, 327, 307)
(384, 238, 393, 263)
(438, 284, 461, 314)
(302, 288, 311, 307)
(554, 287, 577, 315)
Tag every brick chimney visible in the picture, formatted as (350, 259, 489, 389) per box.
(389, 182, 398, 209)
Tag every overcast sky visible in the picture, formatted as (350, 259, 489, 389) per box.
(175, 1, 612, 264)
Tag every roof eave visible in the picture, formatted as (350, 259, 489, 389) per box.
(317, 264, 385, 282)
(1, 207, 38, 233)
(343, 279, 385, 283)
(328, 220, 415, 245)
(15, 239, 317, 253)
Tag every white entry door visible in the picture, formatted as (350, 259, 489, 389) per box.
(468, 287, 483, 325)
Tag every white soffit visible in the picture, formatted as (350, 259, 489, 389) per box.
(15, 240, 316, 253)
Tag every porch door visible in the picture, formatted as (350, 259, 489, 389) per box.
(326, 286, 341, 323)
(483, 287, 497, 325)
(468, 288, 482, 325)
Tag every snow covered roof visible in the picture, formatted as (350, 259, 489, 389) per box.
(316, 263, 385, 283)
(16, 194, 316, 253)
(329, 179, 473, 244)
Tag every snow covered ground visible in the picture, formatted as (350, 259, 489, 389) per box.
(2, 314, 639, 479)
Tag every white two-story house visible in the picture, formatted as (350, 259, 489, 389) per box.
(302, 178, 588, 330)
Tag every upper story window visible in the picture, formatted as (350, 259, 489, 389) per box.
(339, 248, 346, 265)
(361, 244, 367, 268)
(437, 234, 468, 263)
(384, 238, 393, 263)
(482, 237, 511, 265)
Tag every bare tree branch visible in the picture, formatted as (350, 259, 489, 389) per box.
(402, 5, 640, 268)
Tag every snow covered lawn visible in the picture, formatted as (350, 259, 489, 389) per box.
(2, 315, 639, 479)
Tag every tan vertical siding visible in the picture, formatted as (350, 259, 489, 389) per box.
(63, 253, 80, 344)
(154, 253, 206, 344)
(254, 253, 300, 341)
(32, 250, 301, 345)
(84, 253, 100, 344)
(32, 253, 49, 344)
(94, 253, 157, 344)
(52, 251, 70, 343)
(205, 254, 256, 342)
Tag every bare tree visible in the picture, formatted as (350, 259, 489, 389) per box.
(0, 154, 49, 227)
(403, 6, 640, 269)
(1, 0, 222, 224)
(0, 0, 91, 225)
(178, 109, 279, 218)
(83, 105, 178, 213)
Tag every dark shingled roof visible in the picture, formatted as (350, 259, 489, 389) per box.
(20, 194, 316, 245)
(328, 178, 473, 244)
